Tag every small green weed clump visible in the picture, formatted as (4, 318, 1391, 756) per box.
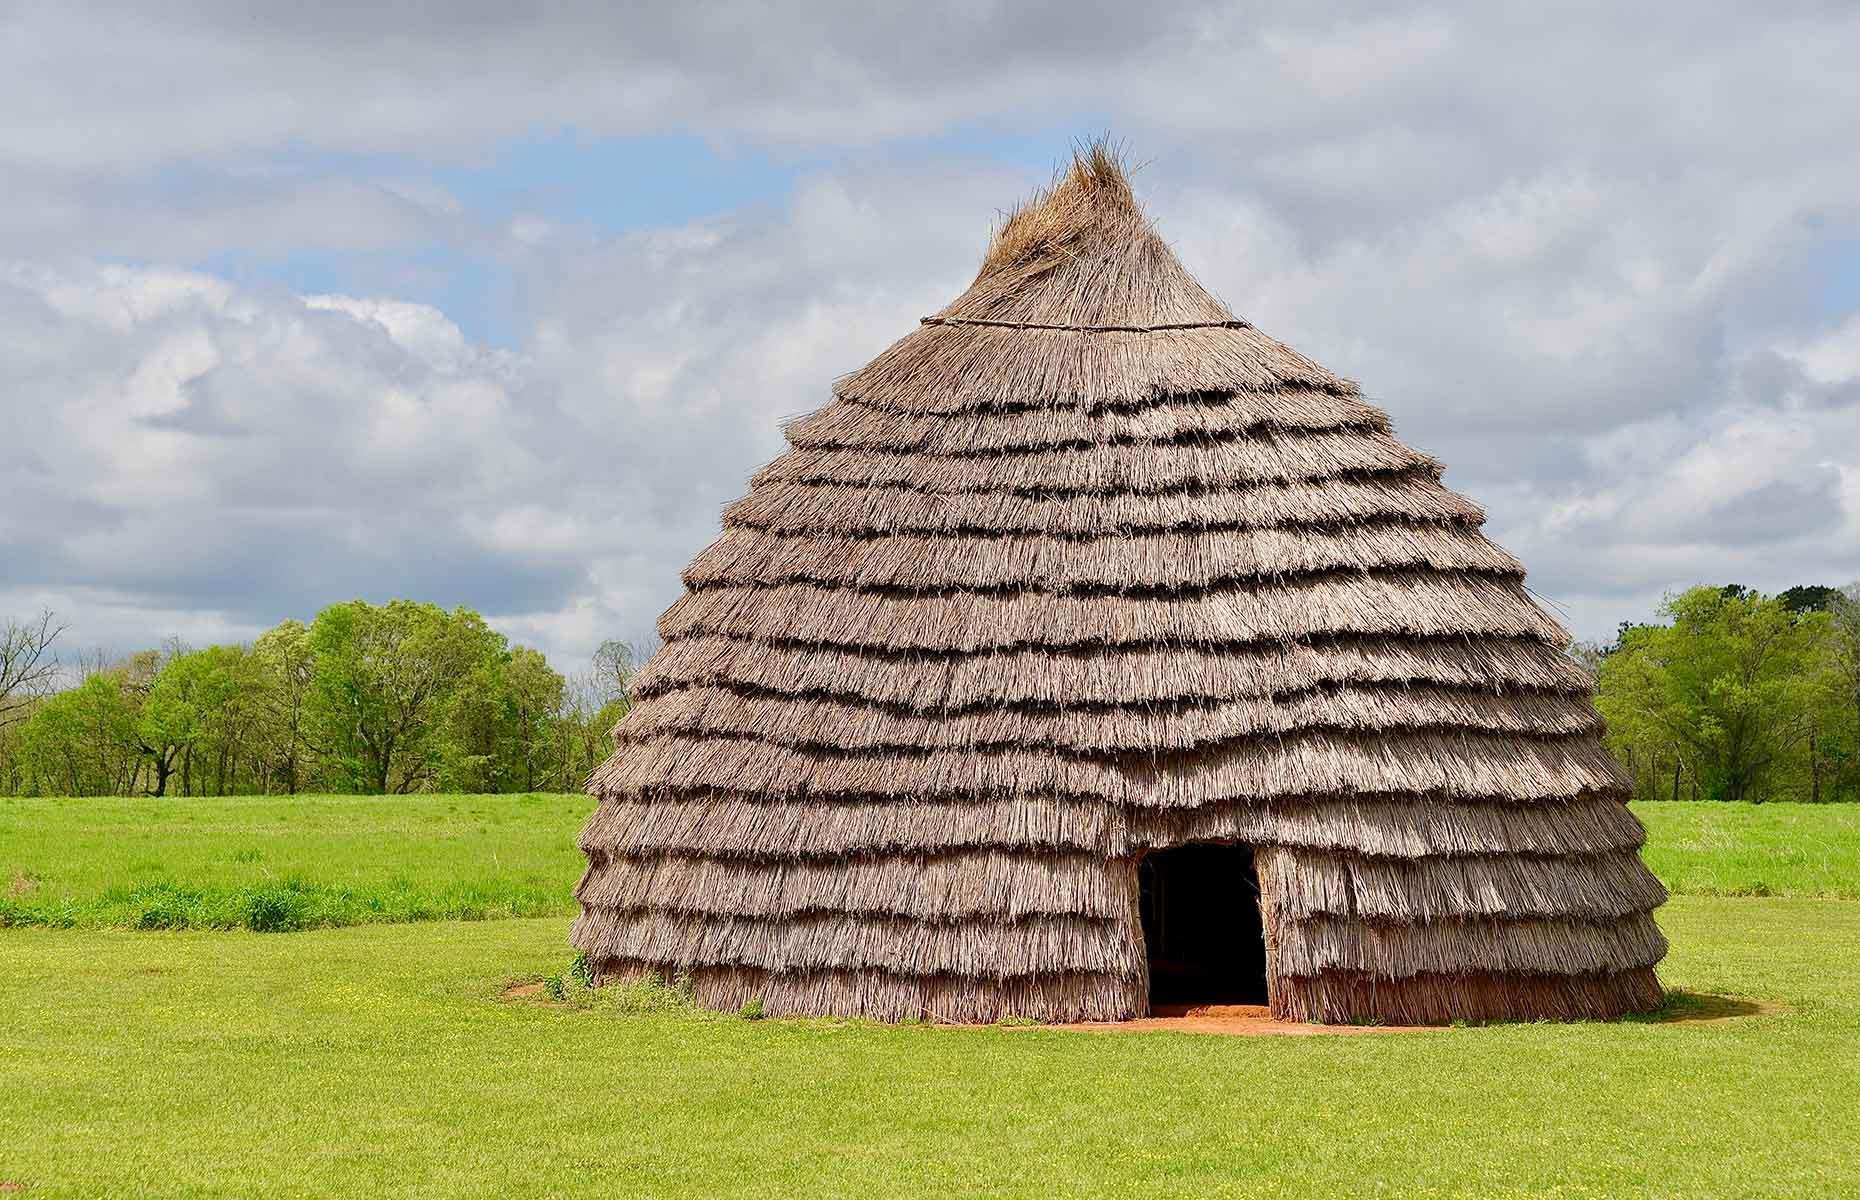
(241, 885, 310, 933)
(739, 996, 765, 1021)
(524, 959, 698, 1016)
(118, 881, 316, 932)
(604, 971, 696, 1015)
(131, 883, 195, 931)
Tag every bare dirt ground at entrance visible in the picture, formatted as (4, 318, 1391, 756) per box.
(1021, 994, 1783, 1037)
(1036, 1003, 1433, 1036)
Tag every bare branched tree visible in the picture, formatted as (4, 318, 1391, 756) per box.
(1, 610, 65, 730)
(590, 639, 637, 706)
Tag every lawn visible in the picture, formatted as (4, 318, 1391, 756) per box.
(2, 795, 1857, 1196)
(1634, 801, 1860, 898)
(0, 899, 1854, 1198)
(0, 793, 594, 931)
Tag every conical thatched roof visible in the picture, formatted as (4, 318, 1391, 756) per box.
(573, 145, 1666, 1025)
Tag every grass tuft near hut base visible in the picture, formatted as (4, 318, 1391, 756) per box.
(510, 962, 699, 1016)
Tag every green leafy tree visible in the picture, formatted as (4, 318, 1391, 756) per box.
(1814, 584, 1860, 802)
(0, 710, 27, 794)
(154, 645, 276, 795)
(16, 672, 140, 796)
(132, 648, 240, 797)
(253, 620, 316, 793)
(435, 660, 507, 793)
(1779, 584, 1842, 614)
(306, 600, 506, 793)
(6, 605, 640, 797)
(1597, 586, 1832, 802)
(439, 646, 567, 793)
(500, 647, 567, 792)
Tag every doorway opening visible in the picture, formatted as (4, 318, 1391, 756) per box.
(1139, 843, 1268, 1008)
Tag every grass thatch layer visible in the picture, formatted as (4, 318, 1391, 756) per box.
(582, 795, 1648, 863)
(573, 908, 1134, 979)
(1129, 795, 1648, 858)
(635, 634, 1593, 709)
(588, 957, 1663, 1026)
(728, 469, 1483, 536)
(592, 729, 1628, 807)
(786, 390, 1390, 451)
(659, 572, 1569, 650)
(596, 960, 1148, 1024)
(683, 521, 1522, 591)
(838, 321, 1349, 417)
(1268, 911, 1666, 979)
(755, 429, 1432, 493)
(617, 682, 1604, 754)
(1266, 845, 1664, 921)
(577, 848, 1125, 921)
(1269, 966, 1665, 1025)
(575, 844, 1660, 926)
(575, 903, 1661, 984)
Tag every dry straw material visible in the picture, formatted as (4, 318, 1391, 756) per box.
(574, 143, 1666, 1025)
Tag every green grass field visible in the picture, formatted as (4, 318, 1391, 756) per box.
(1634, 802, 1860, 898)
(2, 796, 1857, 1197)
(2, 902, 1855, 1198)
(0, 793, 593, 931)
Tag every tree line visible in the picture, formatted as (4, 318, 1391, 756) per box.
(5, 582, 1859, 802)
(0, 600, 633, 797)
(1588, 584, 1860, 803)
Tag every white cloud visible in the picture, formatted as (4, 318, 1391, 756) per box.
(303, 295, 475, 370)
(0, 167, 1003, 667)
(1, 4, 1849, 182)
(1788, 313, 1860, 385)
(1490, 355, 1860, 634)
(0, 262, 580, 651)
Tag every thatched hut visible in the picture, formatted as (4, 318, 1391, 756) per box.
(573, 146, 1667, 1025)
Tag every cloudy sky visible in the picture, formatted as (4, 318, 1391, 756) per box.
(5, 1, 1860, 670)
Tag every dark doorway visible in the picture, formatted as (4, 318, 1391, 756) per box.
(1139, 843, 1268, 1007)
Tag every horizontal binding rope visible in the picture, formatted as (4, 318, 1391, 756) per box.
(921, 316, 1252, 333)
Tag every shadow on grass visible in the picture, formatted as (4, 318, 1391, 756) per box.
(1631, 990, 1781, 1024)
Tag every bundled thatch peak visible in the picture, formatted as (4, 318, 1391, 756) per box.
(983, 142, 1140, 275)
(953, 142, 1221, 329)
(838, 146, 1345, 414)
(573, 140, 1666, 1027)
